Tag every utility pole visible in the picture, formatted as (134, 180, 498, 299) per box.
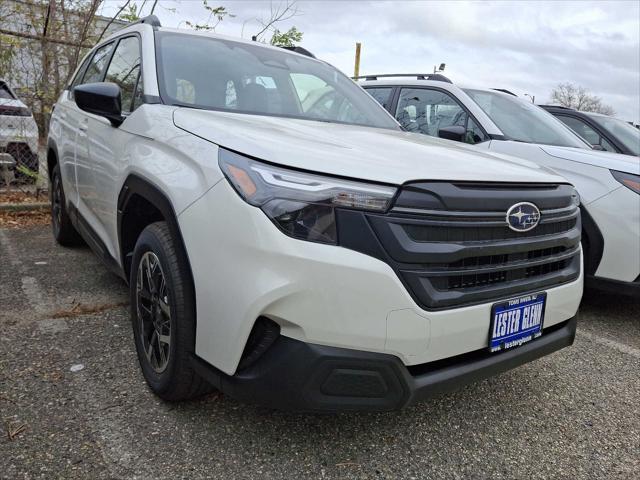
(354, 42, 361, 78)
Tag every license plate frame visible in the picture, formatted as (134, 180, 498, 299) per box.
(489, 292, 546, 353)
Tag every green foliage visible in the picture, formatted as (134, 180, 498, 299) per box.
(0, 34, 19, 78)
(16, 164, 39, 180)
(185, 2, 234, 31)
(269, 26, 303, 47)
(119, 3, 141, 22)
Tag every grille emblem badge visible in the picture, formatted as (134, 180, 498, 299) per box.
(506, 202, 541, 232)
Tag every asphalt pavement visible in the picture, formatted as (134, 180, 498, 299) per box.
(1, 225, 638, 479)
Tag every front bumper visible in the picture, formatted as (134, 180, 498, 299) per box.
(192, 315, 577, 412)
(179, 181, 583, 375)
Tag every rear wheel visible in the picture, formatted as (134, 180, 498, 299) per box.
(130, 221, 212, 401)
(50, 164, 83, 246)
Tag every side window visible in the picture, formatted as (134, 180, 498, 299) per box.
(68, 55, 92, 100)
(395, 88, 488, 144)
(70, 56, 91, 89)
(104, 37, 141, 113)
(81, 42, 115, 84)
(0, 82, 14, 99)
(364, 87, 393, 110)
(557, 116, 616, 152)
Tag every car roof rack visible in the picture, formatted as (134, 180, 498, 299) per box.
(492, 88, 517, 96)
(352, 73, 453, 83)
(280, 46, 316, 58)
(127, 15, 162, 28)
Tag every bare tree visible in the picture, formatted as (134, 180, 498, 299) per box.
(550, 83, 616, 115)
(252, 1, 301, 42)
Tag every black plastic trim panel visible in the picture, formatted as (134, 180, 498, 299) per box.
(191, 316, 577, 412)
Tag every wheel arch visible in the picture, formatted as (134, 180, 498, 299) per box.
(117, 175, 195, 289)
(580, 205, 604, 276)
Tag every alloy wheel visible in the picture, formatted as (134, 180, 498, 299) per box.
(136, 251, 172, 373)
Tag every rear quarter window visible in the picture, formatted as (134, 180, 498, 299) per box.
(0, 82, 15, 99)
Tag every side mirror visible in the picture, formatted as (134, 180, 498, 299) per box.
(591, 144, 605, 151)
(438, 125, 466, 142)
(74, 82, 123, 127)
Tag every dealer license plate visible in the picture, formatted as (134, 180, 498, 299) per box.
(489, 292, 546, 352)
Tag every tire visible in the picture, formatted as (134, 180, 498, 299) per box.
(130, 221, 212, 401)
(50, 164, 83, 246)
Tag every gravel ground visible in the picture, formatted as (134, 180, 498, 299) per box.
(1, 225, 638, 480)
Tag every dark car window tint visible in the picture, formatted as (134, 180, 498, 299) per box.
(395, 88, 487, 144)
(104, 37, 141, 113)
(365, 87, 393, 110)
(464, 89, 588, 148)
(586, 113, 640, 156)
(82, 42, 115, 84)
(557, 115, 616, 152)
(0, 84, 14, 99)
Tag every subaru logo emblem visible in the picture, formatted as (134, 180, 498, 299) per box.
(506, 202, 541, 232)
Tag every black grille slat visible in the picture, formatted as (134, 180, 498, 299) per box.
(402, 217, 577, 243)
(337, 181, 581, 310)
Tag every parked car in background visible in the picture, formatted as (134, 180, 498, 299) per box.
(541, 105, 640, 156)
(360, 74, 640, 295)
(0, 79, 39, 183)
(46, 18, 583, 412)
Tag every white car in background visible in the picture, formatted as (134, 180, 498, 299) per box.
(0, 79, 39, 182)
(360, 75, 640, 295)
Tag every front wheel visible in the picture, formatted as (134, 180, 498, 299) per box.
(130, 221, 212, 401)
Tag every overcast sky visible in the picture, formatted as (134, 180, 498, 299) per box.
(100, 0, 640, 122)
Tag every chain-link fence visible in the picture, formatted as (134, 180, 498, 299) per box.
(0, 1, 128, 195)
(0, 82, 42, 189)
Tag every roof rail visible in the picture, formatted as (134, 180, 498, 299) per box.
(538, 104, 573, 110)
(352, 73, 452, 83)
(280, 46, 316, 58)
(492, 88, 517, 96)
(126, 14, 162, 29)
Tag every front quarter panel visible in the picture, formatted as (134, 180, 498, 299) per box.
(117, 105, 224, 216)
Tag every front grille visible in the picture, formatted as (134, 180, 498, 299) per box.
(337, 182, 581, 309)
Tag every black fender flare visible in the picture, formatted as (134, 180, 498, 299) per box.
(580, 205, 604, 276)
(117, 175, 194, 288)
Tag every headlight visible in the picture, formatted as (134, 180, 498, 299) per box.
(571, 187, 581, 206)
(611, 170, 640, 194)
(219, 148, 397, 244)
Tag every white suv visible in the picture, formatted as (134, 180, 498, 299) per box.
(47, 18, 583, 411)
(0, 79, 39, 183)
(361, 75, 640, 295)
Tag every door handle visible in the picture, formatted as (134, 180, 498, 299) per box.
(79, 121, 88, 132)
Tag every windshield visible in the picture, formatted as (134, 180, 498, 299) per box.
(155, 32, 398, 129)
(463, 89, 589, 148)
(585, 113, 640, 156)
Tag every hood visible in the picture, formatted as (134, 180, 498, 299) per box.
(540, 145, 639, 174)
(173, 109, 567, 185)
